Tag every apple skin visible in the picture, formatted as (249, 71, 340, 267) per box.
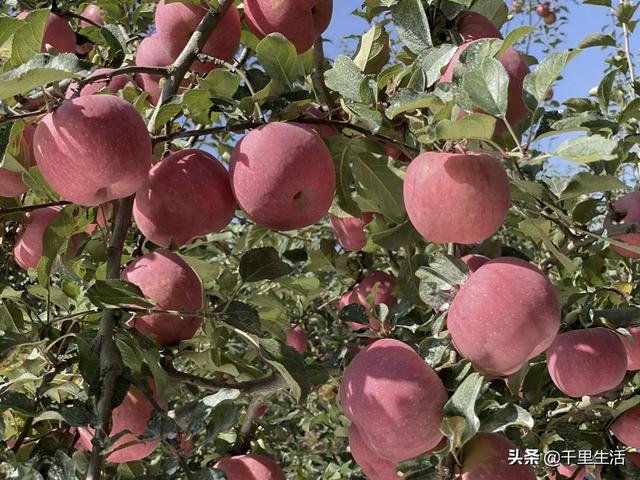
(80, 4, 104, 26)
(550, 464, 602, 480)
(154, 0, 241, 75)
(461, 254, 490, 274)
(536, 3, 551, 17)
(133, 149, 236, 247)
(13, 207, 62, 270)
(403, 151, 510, 244)
(456, 11, 503, 41)
(340, 339, 447, 463)
(547, 328, 627, 398)
(440, 42, 530, 133)
(34, 95, 152, 207)
(17, 12, 76, 54)
(621, 327, 640, 371)
(135, 33, 185, 105)
(77, 384, 162, 463)
(0, 124, 35, 198)
(448, 257, 561, 377)
(214, 454, 286, 480)
(338, 271, 396, 331)
(121, 251, 204, 346)
(66, 68, 136, 98)
(244, 0, 333, 53)
(230, 122, 335, 231)
(612, 404, 640, 448)
(604, 192, 640, 258)
(460, 433, 536, 480)
(349, 425, 401, 480)
(285, 325, 308, 354)
(330, 212, 374, 251)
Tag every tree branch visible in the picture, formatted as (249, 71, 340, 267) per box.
(0, 109, 49, 125)
(0, 201, 71, 216)
(166, 364, 285, 394)
(61, 11, 103, 28)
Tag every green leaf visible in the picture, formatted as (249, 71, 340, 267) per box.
(560, 173, 628, 199)
(324, 55, 367, 102)
(479, 403, 534, 432)
(87, 279, 155, 309)
(463, 57, 509, 118)
(217, 301, 264, 336)
(442, 373, 484, 448)
(256, 33, 303, 88)
(239, 247, 293, 282)
(496, 26, 536, 58)
(77, 336, 100, 395)
(353, 24, 391, 74)
(392, 0, 432, 54)
(8, 9, 49, 68)
(433, 113, 497, 140)
(0, 17, 22, 59)
(415, 45, 458, 88)
(0, 332, 30, 356)
(579, 33, 616, 48)
(470, 0, 509, 25)
(416, 254, 468, 310)
(524, 50, 581, 103)
(199, 69, 241, 101)
(554, 135, 617, 163)
(0, 53, 93, 100)
(386, 89, 442, 118)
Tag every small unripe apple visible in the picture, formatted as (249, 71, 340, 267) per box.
(456, 11, 503, 42)
(135, 33, 185, 105)
(605, 192, 640, 258)
(621, 327, 640, 370)
(349, 425, 401, 479)
(536, 2, 551, 17)
(77, 383, 162, 463)
(448, 257, 561, 376)
(329, 212, 374, 251)
(17, 12, 76, 54)
(214, 454, 286, 480)
(0, 124, 35, 198)
(34, 95, 152, 206)
(461, 254, 490, 273)
(403, 151, 510, 244)
(285, 325, 308, 354)
(154, 0, 241, 75)
(80, 4, 104, 26)
(460, 433, 536, 479)
(133, 149, 236, 247)
(338, 271, 396, 331)
(65, 68, 136, 98)
(544, 11, 557, 24)
(244, 0, 333, 53)
(547, 328, 627, 397)
(121, 251, 204, 346)
(612, 404, 640, 448)
(230, 122, 335, 231)
(340, 339, 447, 463)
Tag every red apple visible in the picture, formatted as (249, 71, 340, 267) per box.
(65, 68, 136, 98)
(0, 124, 35, 198)
(536, 3, 551, 17)
(80, 4, 104, 26)
(329, 212, 374, 251)
(214, 454, 286, 480)
(604, 192, 640, 258)
(34, 95, 152, 206)
(135, 33, 185, 105)
(460, 433, 536, 479)
(551, 464, 602, 480)
(461, 254, 490, 273)
(340, 339, 447, 463)
(13, 207, 61, 270)
(621, 327, 640, 371)
(244, 0, 333, 53)
(457, 11, 503, 42)
(121, 251, 204, 346)
(349, 425, 401, 479)
(229, 122, 335, 231)
(338, 271, 396, 331)
(547, 328, 627, 397)
(448, 257, 561, 376)
(544, 11, 557, 24)
(17, 12, 76, 54)
(285, 325, 308, 354)
(133, 149, 236, 247)
(403, 151, 510, 244)
(612, 404, 640, 448)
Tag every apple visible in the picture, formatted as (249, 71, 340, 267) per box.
(229, 122, 335, 231)
(440, 42, 530, 133)
(628, 452, 640, 469)
(0, 124, 35, 198)
(294, 105, 338, 139)
(621, 327, 640, 370)
(383, 143, 411, 163)
(135, 33, 187, 104)
(604, 192, 640, 258)
(14, 207, 62, 270)
(403, 151, 510, 244)
(77, 383, 162, 463)
(338, 271, 396, 331)
(17, 12, 76, 54)
(462, 254, 490, 273)
(448, 257, 561, 376)
(340, 339, 447, 463)
(544, 11, 557, 24)
(612, 404, 640, 448)
(214, 454, 286, 480)
(80, 4, 104, 26)
(34, 95, 152, 207)
(547, 328, 627, 398)
(536, 2, 551, 17)
(329, 212, 374, 251)
(133, 149, 236, 247)
(349, 425, 401, 479)
(244, 0, 333, 53)
(285, 325, 308, 354)
(154, 0, 241, 75)
(121, 251, 204, 346)
(456, 11, 503, 42)
(460, 433, 536, 480)
(65, 68, 136, 98)
(551, 464, 601, 480)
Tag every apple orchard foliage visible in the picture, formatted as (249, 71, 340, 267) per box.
(2, 0, 640, 479)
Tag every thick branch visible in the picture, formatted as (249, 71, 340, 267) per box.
(166, 364, 285, 394)
(312, 37, 336, 111)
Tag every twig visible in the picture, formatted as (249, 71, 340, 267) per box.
(0, 201, 71, 216)
(312, 37, 336, 111)
(61, 11, 102, 28)
(0, 108, 49, 125)
(620, 1, 637, 97)
(166, 364, 285, 394)
(75, 66, 171, 89)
